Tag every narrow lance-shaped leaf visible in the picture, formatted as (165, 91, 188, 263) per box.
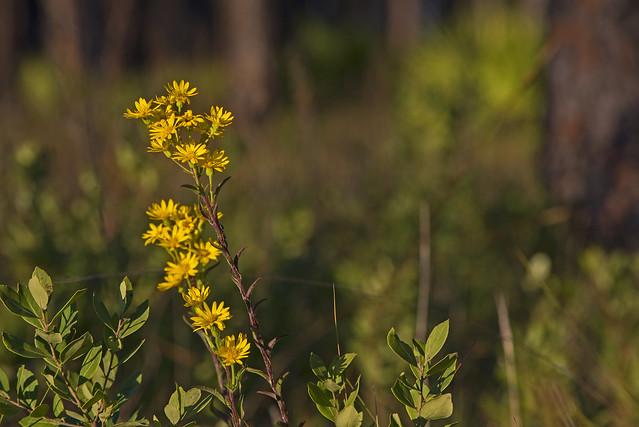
(50, 289, 86, 325)
(387, 328, 417, 367)
(424, 320, 449, 361)
(0, 285, 38, 319)
(329, 353, 357, 377)
(119, 300, 149, 338)
(309, 353, 328, 380)
(60, 332, 93, 363)
(2, 333, 48, 359)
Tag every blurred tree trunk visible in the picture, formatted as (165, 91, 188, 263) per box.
(220, 0, 272, 142)
(41, 0, 84, 99)
(544, 0, 639, 249)
(386, 0, 420, 50)
(0, 0, 16, 104)
(100, 0, 138, 82)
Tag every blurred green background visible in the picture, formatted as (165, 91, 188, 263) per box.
(1, 0, 639, 425)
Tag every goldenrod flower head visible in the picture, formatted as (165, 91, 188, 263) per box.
(165, 251, 198, 279)
(191, 301, 231, 332)
(124, 97, 157, 119)
(146, 199, 179, 221)
(217, 333, 250, 366)
(142, 223, 167, 246)
(147, 138, 171, 153)
(157, 273, 183, 291)
(173, 143, 208, 164)
(157, 224, 190, 250)
(205, 106, 234, 138)
(183, 285, 211, 307)
(199, 150, 229, 174)
(165, 80, 198, 109)
(149, 114, 178, 143)
(191, 240, 221, 264)
(178, 110, 205, 128)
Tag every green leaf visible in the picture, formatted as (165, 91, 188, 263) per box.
(28, 268, 50, 311)
(30, 403, 49, 418)
(391, 374, 416, 408)
(246, 367, 270, 382)
(50, 289, 86, 325)
(60, 332, 93, 363)
(329, 353, 357, 377)
(165, 388, 182, 425)
(2, 333, 48, 358)
(0, 367, 9, 392)
(19, 415, 56, 426)
(17, 366, 38, 410)
(426, 353, 457, 377)
(194, 386, 226, 406)
(0, 285, 39, 319)
(52, 394, 64, 417)
(81, 390, 105, 411)
(119, 277, 134, 315)
(389, 413, 403, 427)
(335, 405, 363, 427)
(117, 371, 142, 401)
(316, 404, 337, 422)
(419, 393, 453, 420)
(93, 293, 114, 330)
(308, 382, 333, 407)
(310, 353, 328, 380)
(119, 339, 145, 365)
(58, 303, 78, 339)
(0, 398, 19, 416)
(35, 329, 62, 344)
(322, 378, 342, 393)
(387, 328, 417, 367)
(119, 300, 149, 338)
(183, 388, 200, 407)
(80, 346, 103, 382)
(424, 320, 449, 360)
(432, 359, 457, 394)
(345, 375, 360, 406)
(188, 392, 213, 416)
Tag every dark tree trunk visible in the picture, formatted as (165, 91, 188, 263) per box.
(220, 0, 272, 142)
(544, 0, 639, 249)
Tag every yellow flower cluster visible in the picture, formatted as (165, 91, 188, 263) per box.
(142, 199, 221, 291)
(124, 80, 232, 177)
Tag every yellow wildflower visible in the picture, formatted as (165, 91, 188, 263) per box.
(178, 110, 205, 128)
(124, 97, 157, 119)
(157, 224, 190, 250)
(147, 138, 171, 153)
(165, 252, 198, 279)
(165, 80, 198, 108)
(191, 240, 221, 264)
(149, 114, 178, 143)
(205, 106, 234, 138)
(198, 150, 229, 173)
(217, 333, 250, 366)
(142, 223, 167, 246)
(146, 199, 179, 221)
(191, 301, 231, 332)
(173, 143, 208, 164)
(157, 273, 183, 291)
(183, 285, 211, 307)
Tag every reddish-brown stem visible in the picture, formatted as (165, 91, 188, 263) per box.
(201, 189, 289, 425)
(225, 365, 241, 427)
